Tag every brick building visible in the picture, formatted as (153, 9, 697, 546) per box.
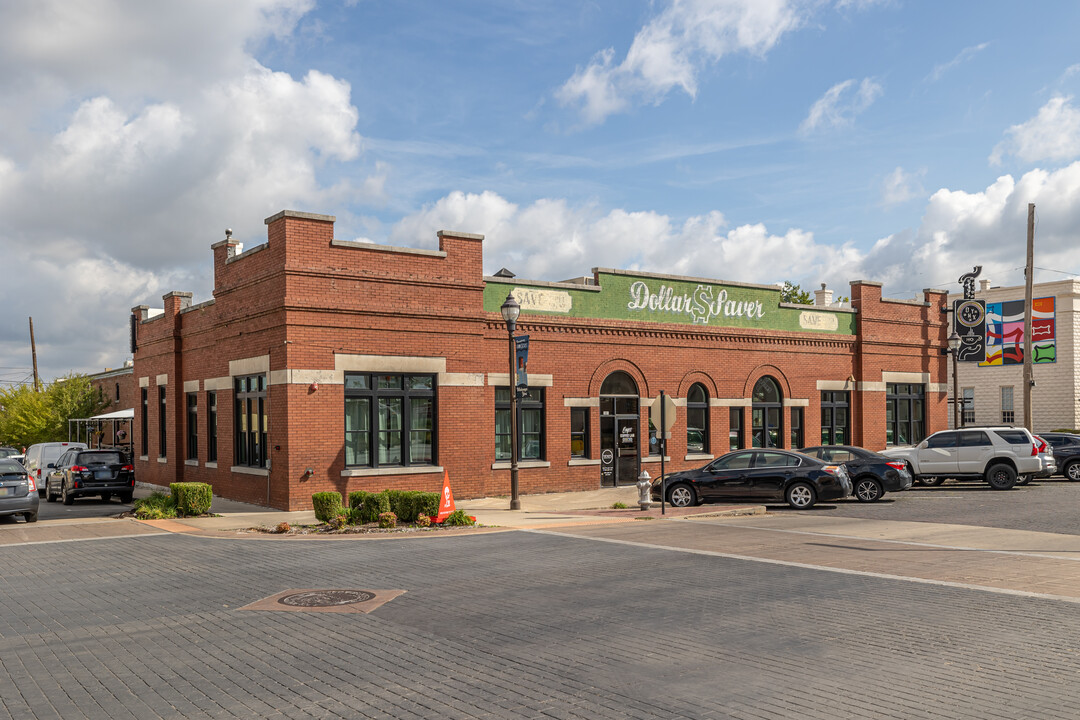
(948, 277, 1080, 431)
(114, 209, 949, 510)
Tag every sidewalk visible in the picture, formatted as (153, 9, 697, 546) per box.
(152, 485, 765, 534)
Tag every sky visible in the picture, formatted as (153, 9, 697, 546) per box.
(3, 0, 1080, 385)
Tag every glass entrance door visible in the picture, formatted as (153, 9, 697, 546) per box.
(599, 371, 641, 487)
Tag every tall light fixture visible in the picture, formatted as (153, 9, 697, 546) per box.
(947, 331, 962, 429)
(500, 293, 521, 510)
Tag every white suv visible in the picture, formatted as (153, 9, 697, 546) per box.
(881, 427, 1045, 491)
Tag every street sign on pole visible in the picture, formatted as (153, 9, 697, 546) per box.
(650, 393, 676, 437)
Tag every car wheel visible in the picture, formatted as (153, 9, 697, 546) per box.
(1015, 475, 1031, 486)
(61, 481, 74, 505)
(119, 492, 134, 504)
(100, 493, 111, 502)
(854, 477, 884, 502)
(24, 512, 37, 523)
(986, 464, 1017, 490)
(919, 476, 945, 487)
(45, 480, 57, 502)
(1065, 460, 1080, 481)
(667, 483, 696, 508)
(785, 482, 816, 510)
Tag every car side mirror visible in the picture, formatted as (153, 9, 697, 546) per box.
(47, 463, 55, 469)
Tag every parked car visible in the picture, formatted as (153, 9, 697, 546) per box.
(880, 427, 1044, 490)
(0, 458, 38, 522)
(23, 442, 87, 498)
(1040, 432, 1080, 481)
(651, 449, 852, 510)
(798, 445, 912, 502)
(1026, 435, 1057, 483)
(44, 449, 135, 505)
(0, 446, 19, 459)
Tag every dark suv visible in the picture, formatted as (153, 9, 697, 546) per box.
(45, 449, 135, 505)
(1041, 432, 1080, 481)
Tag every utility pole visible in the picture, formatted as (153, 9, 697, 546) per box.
(29, 317, 40, 392)
(1023, 203, 1035, 431)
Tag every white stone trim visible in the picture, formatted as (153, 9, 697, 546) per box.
(438, 372, 485, 387)
(157, 457, 167, 464)
(564, 397, 600, 407)
(685, 453, 714, 461)
(139, 455, 149, 462)
(204, 377, 231, 391)
(155, 374, 168, 386)
(487, 373, 553, 387)
(641, 456, 672, 463)
(335, 354, 446, 374)
(568, 458, 601, 466)
(816, 380, 855, 391)
(230, 355, 270, 377)
(183, 380, 199, 393)
(881, 371, 931, 384)
(858, 381, 887, 392)
(783, 399, 810, 407)
(138, 376, 149, 388)
(340, 466, 444, 477)
(205, 462, 218, 469)
(491, 460, 551, 470)
(928, 383, 949, 393)
(331, 238, 447, 258)
(185, 459, 198, 467)
(231, 466, 269, 476)
(712, 398, 751, 407)
(672, 398, 687, 407)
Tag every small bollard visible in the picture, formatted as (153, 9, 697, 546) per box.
(637, 470, 653, 510)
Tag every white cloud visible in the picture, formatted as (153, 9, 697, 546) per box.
(557, 0, 809, 126)
(799, 78, 882, 135)
(925, 42, 989, 83)
(990, 95, 1080, 165)
(881, 166, 925, 206)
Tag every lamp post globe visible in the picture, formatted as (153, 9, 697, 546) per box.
(500, 292, 521, 510)
(947, 331, 961, 352)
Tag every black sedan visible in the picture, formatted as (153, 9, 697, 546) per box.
(651, 449, 852, 510)
(1040, 432, 1080, 481)
(798, 445, 913, 502)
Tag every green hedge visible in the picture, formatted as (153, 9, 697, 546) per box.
(170, 483, 212, 517)
(312, 492, 344, 523)
(348, 490, 441, 523)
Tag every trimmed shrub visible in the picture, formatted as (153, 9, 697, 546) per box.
(312, 491, 345, 523)
(348, 489, 441, 524)
(416, 491, 440, 519)
(345, 506, 364, 525)
(170, 483, 213, 517)
(363, 491, 392, 524)
(378, 511, 397, 529)
(443, 510, 475, 526)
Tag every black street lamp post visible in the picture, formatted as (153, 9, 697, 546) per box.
(947, 331, 962, 428)
(500, 293, 521, 510)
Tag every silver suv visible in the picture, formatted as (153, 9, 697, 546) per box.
(880, 427, 1046, 490)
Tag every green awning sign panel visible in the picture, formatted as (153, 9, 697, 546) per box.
(484, 270, 854, 335)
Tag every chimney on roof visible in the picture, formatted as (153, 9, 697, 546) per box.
(493, 268, 515, 278)
(979, 279, 990, 292)
(814, 283, 833, 307)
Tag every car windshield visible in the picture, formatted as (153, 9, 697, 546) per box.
(0, 448, 17, 458)
(77, 452, 122, 465)
(0, 459, 25, 474)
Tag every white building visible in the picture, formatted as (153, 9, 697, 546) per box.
(949, 278, 1080, 432)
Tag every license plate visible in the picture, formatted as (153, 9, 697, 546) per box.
(95, 470, 112, 480)
(0, 487, 10, 497)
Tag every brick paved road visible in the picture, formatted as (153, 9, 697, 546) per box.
(3, 528, 1080, 719)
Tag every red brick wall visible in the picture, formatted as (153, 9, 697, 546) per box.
(128, 210, 947, 510)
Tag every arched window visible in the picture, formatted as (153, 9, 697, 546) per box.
(752, 376, 782, 448)
(600, 371, 638, 396)
(686, 383, 708, 453)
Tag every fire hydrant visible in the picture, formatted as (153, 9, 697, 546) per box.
(637, 470, 653, 510)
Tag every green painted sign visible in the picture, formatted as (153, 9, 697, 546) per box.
(484, 270, 855, 335)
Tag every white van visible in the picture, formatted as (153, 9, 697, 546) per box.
(23, 442, 87, 498)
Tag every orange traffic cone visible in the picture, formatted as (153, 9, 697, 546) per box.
(435, 470, 456, 523)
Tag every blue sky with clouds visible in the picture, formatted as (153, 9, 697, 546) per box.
(3, 0, 1080, 381)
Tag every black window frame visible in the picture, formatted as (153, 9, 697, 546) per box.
(886, 383, 925, 446)
(234, 374, 267, 469)
(729, 407, 744, 451)
(495, 386, 545, 462)
(820, 391, 850, 445)
(140, 388, 148, 457)
(790, 407, 803, 449)
(186, 392, 198, 461)
(344, 373, 437, 469)
(570, 407, 589, 459)
(157, 386, 167, 458)
(207, 391, 217, 463)
(686, 383, 709, 454)
(751, 377, 783, 448)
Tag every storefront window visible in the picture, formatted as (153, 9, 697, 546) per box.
(729, 407, 743, 450)
(570, 407, 589, 458)
(687, 383, 708, 453)
(820, 391, 849, 445)
(234, 374, 267, 468)
(790, 407, 803, 449)
(345, 373, 435, 468)
(886, 383, 924, 446)
(495, 387, 544, 461)
(752, 377, 782, 448)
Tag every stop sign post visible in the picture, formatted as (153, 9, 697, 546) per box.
(650, 391, 677, 514)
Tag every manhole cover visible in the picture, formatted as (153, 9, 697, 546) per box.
(278, 590, 375, 607)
